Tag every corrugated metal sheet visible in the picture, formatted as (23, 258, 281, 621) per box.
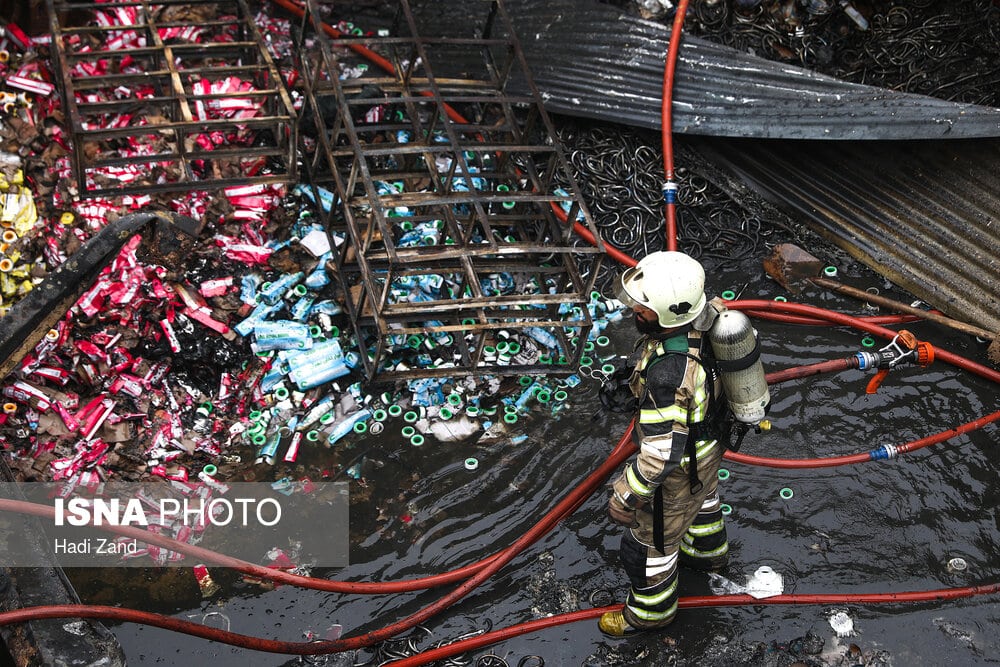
(697, 137, 1000, 333)
(414, 2, 1000, 331)
(493, 1, 1000, 140)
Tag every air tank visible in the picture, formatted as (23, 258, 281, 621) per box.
(708, 310, 770, 424)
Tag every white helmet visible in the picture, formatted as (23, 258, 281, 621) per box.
(617, 251, 706, 328)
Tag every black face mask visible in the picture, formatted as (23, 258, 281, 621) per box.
(634, 316, 664, 336)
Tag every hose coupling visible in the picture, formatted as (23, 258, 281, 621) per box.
(662, 180, 679, 205)
(869, 443, 899, 461)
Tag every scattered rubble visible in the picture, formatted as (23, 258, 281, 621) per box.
(0, 3, 628, 580)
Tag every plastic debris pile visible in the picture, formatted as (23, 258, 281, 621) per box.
(0, 6, 633, 538)
(0, 0, 310, 495)
(0, 187, 626, 494)
(46, 0, 296, 199)
(0, 20, 48, 316)
(292, 0, 609, 383)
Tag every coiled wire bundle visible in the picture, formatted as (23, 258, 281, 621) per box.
(683, 0, 1000, 107)
(553, 121, 786, 291)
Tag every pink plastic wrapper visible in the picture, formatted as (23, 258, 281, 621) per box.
(159, 318, 181, 353)
(183, 306, 232, 336)
(199, 277, 233, 298)
(5, 75, 54, 96)
(220, 242, 272, 265)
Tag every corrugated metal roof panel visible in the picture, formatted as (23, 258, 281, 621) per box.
(499, 1, 1000, 140)
(416, 1, 1000, 332)
(698, 137, 1000, 333)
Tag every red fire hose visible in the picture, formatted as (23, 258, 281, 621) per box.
(661, 0, 691, 251)
(386, 581, 1000, 666)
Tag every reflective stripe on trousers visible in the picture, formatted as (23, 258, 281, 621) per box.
(680, 491, 729, 560)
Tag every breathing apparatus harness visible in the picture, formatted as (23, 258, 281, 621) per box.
(650, 336, 733, 483)
(632, 330, 733, 553)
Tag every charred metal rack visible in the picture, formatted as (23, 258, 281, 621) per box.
(293, 0, 606, 382)
(46, 0, 296, 198)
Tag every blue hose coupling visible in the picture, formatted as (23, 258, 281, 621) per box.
(855, 351, 880, 370)
(869, 444, 899, 461)
(662, 181, 679, 205)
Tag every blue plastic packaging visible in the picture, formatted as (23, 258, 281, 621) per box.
(327, 408, 372, 447)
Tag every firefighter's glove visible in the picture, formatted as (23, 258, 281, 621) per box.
(608, 475, 645, 528)
(598, 361, 637, 414)
(608, 494, 637, 527)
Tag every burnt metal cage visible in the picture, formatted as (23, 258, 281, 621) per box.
(293, 0, 607, 383)
(46, 0, 297, 198)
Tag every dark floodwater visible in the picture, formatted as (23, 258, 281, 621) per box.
(67, 255, 1000, 666)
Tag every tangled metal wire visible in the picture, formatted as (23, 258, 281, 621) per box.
(683, 0, 1000, 107)
(553, 121, 784, 291)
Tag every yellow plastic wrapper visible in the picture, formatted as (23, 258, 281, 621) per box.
(12, 189, 37, 237)
(0, 273, 16, 298)
(0, 176, 38, 236)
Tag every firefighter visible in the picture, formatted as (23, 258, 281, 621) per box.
(599, 251, 730, 637)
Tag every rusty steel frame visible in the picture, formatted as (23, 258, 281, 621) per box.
(47, 0, 297, 198)
(294, 0, 607, 383)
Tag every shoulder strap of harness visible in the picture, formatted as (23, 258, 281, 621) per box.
(652, 335, 714, 553)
